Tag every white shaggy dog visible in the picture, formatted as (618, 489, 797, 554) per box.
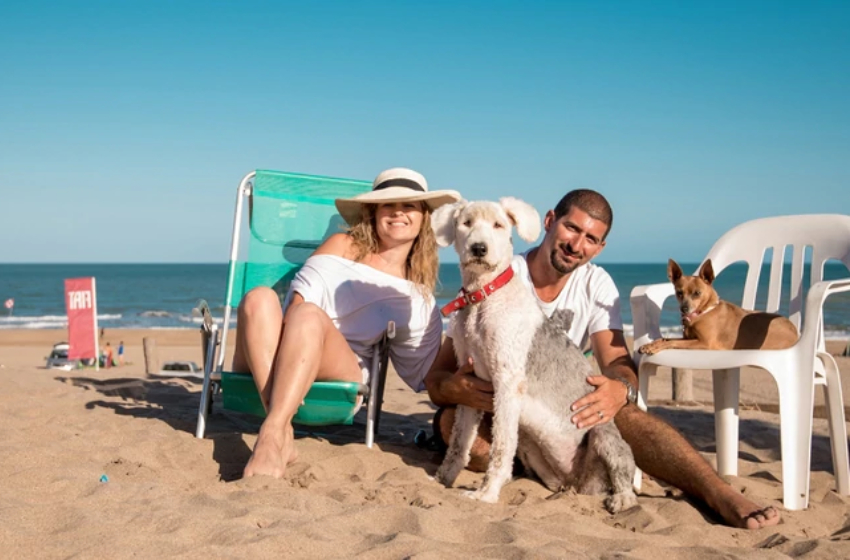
(431, 197, 637, 512)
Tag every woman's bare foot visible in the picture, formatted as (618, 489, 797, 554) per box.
(709, 486, 781, 529)
(243, 423, 298, 478)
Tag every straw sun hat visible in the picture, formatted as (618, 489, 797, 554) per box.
(335, 167, 461, 226)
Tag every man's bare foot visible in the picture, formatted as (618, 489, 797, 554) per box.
(710, 486, 781, 529)
(243, 423, 298, 478)
(739, 506, 780, 530)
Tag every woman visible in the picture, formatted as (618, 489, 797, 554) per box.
(235, 167, 460, 478)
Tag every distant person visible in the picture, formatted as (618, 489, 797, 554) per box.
(118, 341, 125, 366)
(104, 342, 113, 369)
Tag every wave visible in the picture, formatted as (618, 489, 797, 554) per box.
(0, 314, 68, 323)
(0, 314, 123, 329)
(177, 314, 225, 325)
(138, 311, 172, 317)
(0, 320, 69, 329)
(825, 329, 850, 341)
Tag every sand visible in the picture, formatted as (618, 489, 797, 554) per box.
(1, 328, 849, 559)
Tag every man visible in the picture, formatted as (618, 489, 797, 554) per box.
(424, 189, 780, 530)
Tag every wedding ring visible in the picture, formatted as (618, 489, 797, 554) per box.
(597, 410, 604, 420)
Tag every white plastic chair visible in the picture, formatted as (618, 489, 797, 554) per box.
(630, 214, 850, 510)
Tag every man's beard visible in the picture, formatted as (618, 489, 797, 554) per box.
(549, 244, 581, 275)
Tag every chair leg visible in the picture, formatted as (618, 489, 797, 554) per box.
(196, 377, 211, 439)
(364, 323, 394, 449)
(364, 403, 376, 448)
(637, 363, 653, 412)
(777, 371, 816, 510)
(365, 381, 378, 449)
(195, 325, 219, 439)
(365, 337, 384, 449)
(819, 353, 850, 496)
(633, 363, 656, 491)
(373, 351, 389, 435)
(712, 368, 740, 477)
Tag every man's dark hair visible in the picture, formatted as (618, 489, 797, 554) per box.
(552, 189, 613, 240)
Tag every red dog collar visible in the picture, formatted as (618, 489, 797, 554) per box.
(440, 266, 515, 317)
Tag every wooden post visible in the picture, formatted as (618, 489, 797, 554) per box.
(143, 337, 159, 375)
(672, 368, 694, 401)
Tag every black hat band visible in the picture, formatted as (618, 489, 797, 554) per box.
(373, 178, 425, 192)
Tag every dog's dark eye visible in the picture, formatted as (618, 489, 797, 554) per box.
(676, 290, 683, 298)
(494, 222, 504, 229)
(694, 291, 701, 297)
(463, 219, 472, 227)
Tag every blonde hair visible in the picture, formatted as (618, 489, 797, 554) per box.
(348, 203, 439, 296)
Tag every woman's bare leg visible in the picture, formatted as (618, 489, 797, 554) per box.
(243, 302, 363, 478)
(232, 287, 285, 410)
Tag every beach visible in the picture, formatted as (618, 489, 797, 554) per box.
(1, 329, 849, 558)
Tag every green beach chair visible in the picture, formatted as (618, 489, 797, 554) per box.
(194, 170, 395, 448)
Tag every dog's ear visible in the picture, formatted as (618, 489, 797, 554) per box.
(698, 259, 715, 284)
(499, 197, 541, 242)
(431, 200, 465, 247)
(667, 259, 684, 283)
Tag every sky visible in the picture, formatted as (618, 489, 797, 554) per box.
(1, 0, 847, 264)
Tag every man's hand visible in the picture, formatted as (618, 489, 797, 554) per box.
(439, 359, 494, 412)
(425, 337, 495, 411)
(570, 375, 628, 429)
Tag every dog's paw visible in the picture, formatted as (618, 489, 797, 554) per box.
(463, 488, 499, 503)
(605, 491, 638, 514)
(434, 466, 456, 488)
(638, 342, 659, 355)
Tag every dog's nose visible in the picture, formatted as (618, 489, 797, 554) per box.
(470, 243, 488, 257)
(680, 304, 689, 314)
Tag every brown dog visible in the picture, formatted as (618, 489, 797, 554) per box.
(638, 259, 798, 355)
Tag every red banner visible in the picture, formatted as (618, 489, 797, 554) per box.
(65, 277, 98, 361)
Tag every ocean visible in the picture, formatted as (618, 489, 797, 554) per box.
(1, 262, 849, 339)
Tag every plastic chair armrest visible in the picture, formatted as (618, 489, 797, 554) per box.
(630, 282, 675, 350)
(800, 278, 850, 349)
